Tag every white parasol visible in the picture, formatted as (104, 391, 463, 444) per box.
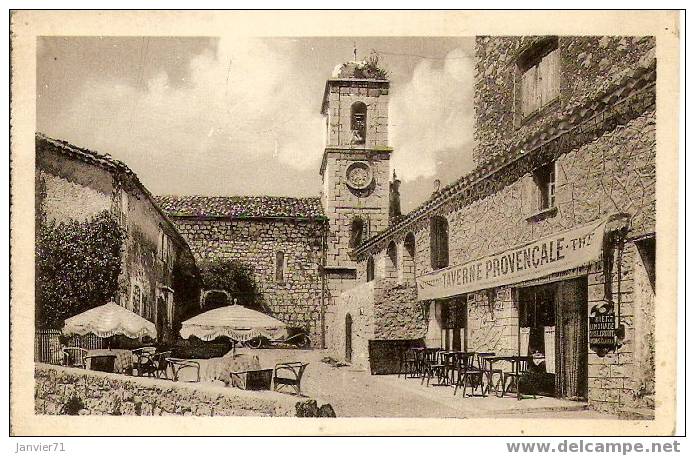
(62, 301, 157, 339)
(179, 305, 288, 343)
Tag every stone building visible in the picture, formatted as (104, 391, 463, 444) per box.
(154, 196, 328, 346)
(331, 36, 656, 417)
(154, 60, 400, 349)
(35, 134, 200, 342)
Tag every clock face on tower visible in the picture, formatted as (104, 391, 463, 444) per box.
(345, 161, 374, 191)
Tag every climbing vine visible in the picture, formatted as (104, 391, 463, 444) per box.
(36, 210, 125, 329)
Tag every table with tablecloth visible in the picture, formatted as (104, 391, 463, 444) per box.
(85, 349, 134, 374)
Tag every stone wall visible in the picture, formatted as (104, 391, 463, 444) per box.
(326, 281, 375, 371)
(372, 282, 426, 340)
(34, 364, 329, 417)
(474, 35, 655, 165)
(172, 218, 324, 345)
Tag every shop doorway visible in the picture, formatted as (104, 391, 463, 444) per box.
(345, 313, 353, 363)
(518, 277, 588, 400)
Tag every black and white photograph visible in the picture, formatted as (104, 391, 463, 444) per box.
(8, 9, 682, 437)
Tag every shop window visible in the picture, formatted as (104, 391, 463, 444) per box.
(275, 251, 286, 284)
(349, 217, 365, 248)
(430, 216, 449, 270)
(366, 256, 375, 282)
(517, 37, 560, 120)
(351, 102, 367, 144)
(533, 162, 556, 211)
(636, 236, 656, 292)
(386, 241, 398, 280)
(403, 232, 416, 283)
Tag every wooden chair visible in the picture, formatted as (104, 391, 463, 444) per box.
(137, 351, 172, 379)
(477, 352, 503, 395)
(397, 348, 418, 379)
(273, 362, 308, 395)
(62, 347, 88, 368)
(166, 358, 201, 382)
(501, 356, 536, 399)
(420, 349, 448, 386)
(453, 352, 486, 397)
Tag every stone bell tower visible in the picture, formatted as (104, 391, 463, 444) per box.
(319, 60, 393, 279)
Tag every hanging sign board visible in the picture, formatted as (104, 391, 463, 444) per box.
(416, 214, 628, 301)
(589, 303, 617, 355)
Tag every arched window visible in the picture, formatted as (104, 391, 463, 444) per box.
(430, 216, 449, 270)
(386, 241, 398, 280)
(366, 256, 375, 282)
(351, 102, 367, 144)
(349, 217, 365, 249)
(403, 232, 416, 283)
(275, 251, 285, 283)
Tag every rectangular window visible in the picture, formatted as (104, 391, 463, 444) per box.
(518, 38, 560, 120)
(275, 251, 285, 284)
(533, 162, 556, 211)
(132, 285, 142, 316)
(430, 216, 449, 270)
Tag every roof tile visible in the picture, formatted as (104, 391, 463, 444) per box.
(155, 195, 325, 220)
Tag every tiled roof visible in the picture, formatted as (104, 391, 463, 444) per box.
(155, 195, 326, 220)
(36, 133, 135, 177)
(35, 133, 193, 251)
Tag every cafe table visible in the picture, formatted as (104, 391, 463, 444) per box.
(483, 355, 532, 400)
(84, 348, 133, 374)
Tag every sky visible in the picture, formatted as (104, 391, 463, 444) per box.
(37, 36, 475, 212)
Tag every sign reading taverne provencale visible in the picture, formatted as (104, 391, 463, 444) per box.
(416, 214, 629, 301)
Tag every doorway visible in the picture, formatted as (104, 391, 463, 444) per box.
(439, 298, 467, 351)
(345, 313, 353, 363)
(518, 277, 588, 400)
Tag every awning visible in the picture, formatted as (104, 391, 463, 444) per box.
(62, 301, 157, 339)
(416, 213, 630, 301)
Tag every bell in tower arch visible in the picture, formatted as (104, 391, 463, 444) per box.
(351, 102, 367, 145)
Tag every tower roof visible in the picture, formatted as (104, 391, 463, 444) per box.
(331, 60, 389, 80)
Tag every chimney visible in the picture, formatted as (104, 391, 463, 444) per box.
(389, 169, 402, 221)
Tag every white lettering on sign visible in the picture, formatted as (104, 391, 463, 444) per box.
(415, 214, 628, 301)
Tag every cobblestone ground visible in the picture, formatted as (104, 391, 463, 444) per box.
(225, 348, 617, 419)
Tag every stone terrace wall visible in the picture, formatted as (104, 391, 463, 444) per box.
(474, 35, 655, 165)
(35, 364, 328, 417)
(173, 218, 324, 345)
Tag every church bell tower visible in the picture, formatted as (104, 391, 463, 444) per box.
(319, 59, 393, 277)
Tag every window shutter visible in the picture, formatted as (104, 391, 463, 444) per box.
(539, 49, 560, 107)
(520, 65, 538, 118)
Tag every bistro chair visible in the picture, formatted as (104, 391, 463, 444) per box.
(420, 349, 448, 386)
(398, 348, 419, 379)
(501, 356, 536, 399)
(62, 347, 88, 368)
(453, 352, 486, 397)
(137, 351, 172, 379)
(273, 362, 309, 395)
(477, 352, 503, 395)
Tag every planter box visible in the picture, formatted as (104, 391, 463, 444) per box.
(229, 368, 273, 390)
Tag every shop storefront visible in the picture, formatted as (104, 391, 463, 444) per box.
(416, 214, 629, 401)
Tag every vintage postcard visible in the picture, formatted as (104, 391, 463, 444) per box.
(9, 10, 681, 435)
